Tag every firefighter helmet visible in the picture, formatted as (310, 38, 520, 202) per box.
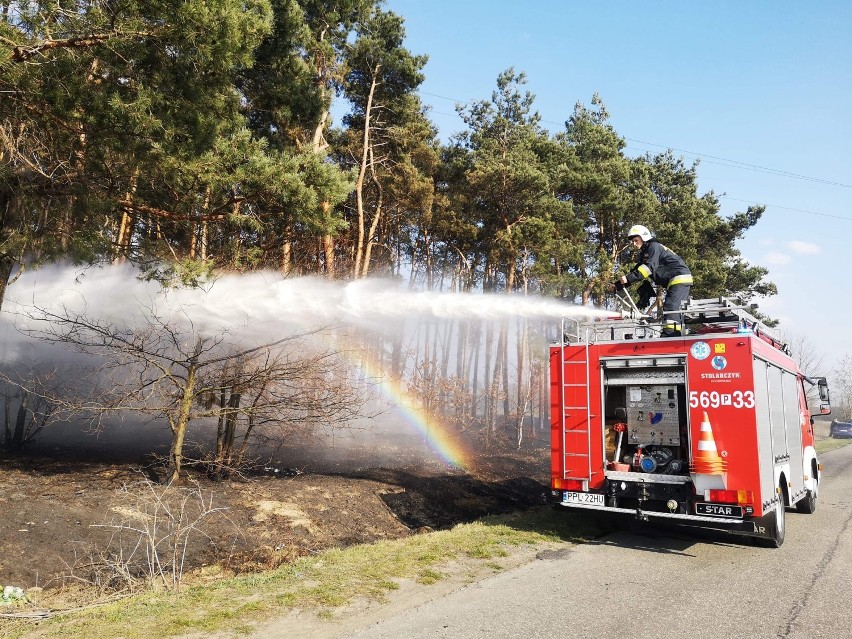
(627, 224, 653, 241)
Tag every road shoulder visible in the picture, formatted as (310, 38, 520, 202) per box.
(247, 540, 572, 639)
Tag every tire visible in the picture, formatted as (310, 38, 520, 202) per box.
(756, 490, 786, 548)
(796, 466, 818, 514)
(796, 489, 817, 514)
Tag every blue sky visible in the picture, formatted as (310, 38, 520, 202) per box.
(375, 0, 852, 374)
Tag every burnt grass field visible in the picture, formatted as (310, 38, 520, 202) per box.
(0, 429, 552, 591)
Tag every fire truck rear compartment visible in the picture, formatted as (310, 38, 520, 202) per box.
(602, 361, 689, 469)
(602, 359, 692, 513)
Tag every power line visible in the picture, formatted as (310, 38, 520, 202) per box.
(622, 146, 848, 185)
(416, 90, 852, 190)
(719, 196, 852, 222)
(419, 90, 463, 104)
(625, 139, 852, 189)
(416, 90, 851, 222)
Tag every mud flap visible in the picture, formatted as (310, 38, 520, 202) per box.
(752, 505, 785, 548)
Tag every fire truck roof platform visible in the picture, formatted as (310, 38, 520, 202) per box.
(560, 297, 788, 353)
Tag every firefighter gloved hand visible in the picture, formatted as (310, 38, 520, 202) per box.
(612, 280, 625, 292)
(637, 280, 656, 308)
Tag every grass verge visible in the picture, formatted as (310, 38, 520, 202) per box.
(815, 437, 852, 454)
(2, 507, 605, 639)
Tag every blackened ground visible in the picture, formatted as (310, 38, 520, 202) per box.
(0, 430, 551, 590)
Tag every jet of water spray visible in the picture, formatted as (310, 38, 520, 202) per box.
(3, 264, 613, 340)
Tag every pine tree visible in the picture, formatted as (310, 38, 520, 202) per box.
(337, 6, 431, 278)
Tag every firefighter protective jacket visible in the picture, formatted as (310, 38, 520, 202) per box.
(625, 238, 693, 288)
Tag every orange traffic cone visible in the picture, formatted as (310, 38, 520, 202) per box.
(691, 411, 727, 490)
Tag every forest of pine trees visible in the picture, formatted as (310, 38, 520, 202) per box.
(1, 1, 779, 469)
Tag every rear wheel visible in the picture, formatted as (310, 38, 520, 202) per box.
(767, 503, 786, 547)
(756, 489, 786, 548)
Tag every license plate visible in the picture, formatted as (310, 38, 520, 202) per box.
(563, 491, 605, 506)
(695, 502, 743, 518)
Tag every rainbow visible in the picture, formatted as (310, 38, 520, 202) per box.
(349, 351, 471, 469)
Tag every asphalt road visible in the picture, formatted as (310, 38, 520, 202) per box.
(346, 443, 852, 639)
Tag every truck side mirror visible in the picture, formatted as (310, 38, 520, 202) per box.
(817, 377, 831, 415)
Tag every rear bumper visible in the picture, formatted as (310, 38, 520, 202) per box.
(556, 501, 764, 535)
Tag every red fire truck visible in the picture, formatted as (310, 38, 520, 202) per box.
(549, 297, 831, 547)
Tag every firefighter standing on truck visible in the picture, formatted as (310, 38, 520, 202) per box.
(617, 224, 693, 336)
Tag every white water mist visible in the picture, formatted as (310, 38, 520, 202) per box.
(1, 263, 610, 344)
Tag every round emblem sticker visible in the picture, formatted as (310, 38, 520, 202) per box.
(711, 355, 727, 370)
(690, 341, 711, 360)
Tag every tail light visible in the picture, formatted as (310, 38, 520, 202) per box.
(553, 478, 584, 491)
(706, 489, 754, 506)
